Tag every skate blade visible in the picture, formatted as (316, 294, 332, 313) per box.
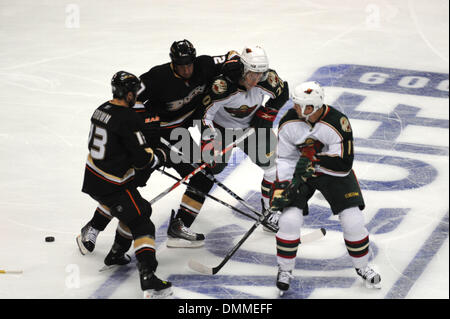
(365, 281, 382, 289)
(143, 287, 174, 299)
(76, 235, 90, 255)
(99, 264, 118, 272)
(166, 238, 204, 248)
(278, 288, 289, 297)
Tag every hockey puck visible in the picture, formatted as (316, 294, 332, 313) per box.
(45, 236, 55, 242)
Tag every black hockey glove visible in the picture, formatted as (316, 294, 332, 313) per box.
(250, 106, 279, 128)
(222, 56, 244, 83)
(294, 157, 316, 182)
(133, 165, 154, 188)
(265, 81, 289, 110)
(269, 180, 300, 212)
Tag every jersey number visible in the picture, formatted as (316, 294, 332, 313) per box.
(213, 56, 226, 64)
(88, 124, 107, 160)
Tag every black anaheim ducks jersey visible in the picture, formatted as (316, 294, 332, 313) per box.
(82, 101, 155, 196)
(137, 54, 228, 129)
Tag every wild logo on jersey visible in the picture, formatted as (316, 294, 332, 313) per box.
(340, 116, 352, 132)
(224, 104, 258, 118)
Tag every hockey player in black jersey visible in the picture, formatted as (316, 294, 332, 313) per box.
(136, 39, 235, 248)
(79, 71, 172, 299)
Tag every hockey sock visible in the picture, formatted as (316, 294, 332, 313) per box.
(176, 192, 205, 227)
(112, 221, 133, 253)
(339, 207, 370, 269)
(134, 235, 157, 272)
(276, 235, 300, 265)
(344, 236, 370, 269)
(276, 207, 303, 268)
(90, 205, 113, 231)
(261, 178, 273, 207)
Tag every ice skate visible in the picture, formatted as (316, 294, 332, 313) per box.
(139, 265, 173, 299)
(277, 266, 294, 296)
(166, 210, 205, 248)
(76, 222, 100, 255)
(99, 248, 131, 272)
(356, 266, 381, 289)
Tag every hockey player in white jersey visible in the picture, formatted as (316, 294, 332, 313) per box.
(201, 45, 289, 209)
(269, 81, 381, 295)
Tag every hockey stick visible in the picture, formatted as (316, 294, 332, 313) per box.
(149, 128, 255, 205)
(157, 168, 278, 232)
(188, 211, 326, 275)
(160, 137, 267, 220)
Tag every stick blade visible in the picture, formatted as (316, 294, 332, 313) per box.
(188, 259, 214, 275)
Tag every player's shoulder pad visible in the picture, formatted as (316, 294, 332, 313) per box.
(141, 62, 171, 82)
(258, 69, 285, 97)
(319, 105, 353, 134)
(107, 104, 140, 133)
(201, 75, 237, 107)
(210, 75, 237, 98)
(277, 108, 308, 133)
(195, 55, 215, 65)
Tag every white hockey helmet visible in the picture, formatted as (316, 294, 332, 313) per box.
(240, 45, 269, 74)
(292, 81, 324, 119)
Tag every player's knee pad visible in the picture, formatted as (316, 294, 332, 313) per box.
(278, 207, 304, 239)
(339, 206, 368, 241)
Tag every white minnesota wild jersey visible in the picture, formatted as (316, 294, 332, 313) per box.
(275, 108, 311, 182)
(276, 105, 355, 181)
(202, 70, 284, 129)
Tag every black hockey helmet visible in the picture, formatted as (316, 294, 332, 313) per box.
(170, 39, 196, 65)
(111, 71, 141, 98)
